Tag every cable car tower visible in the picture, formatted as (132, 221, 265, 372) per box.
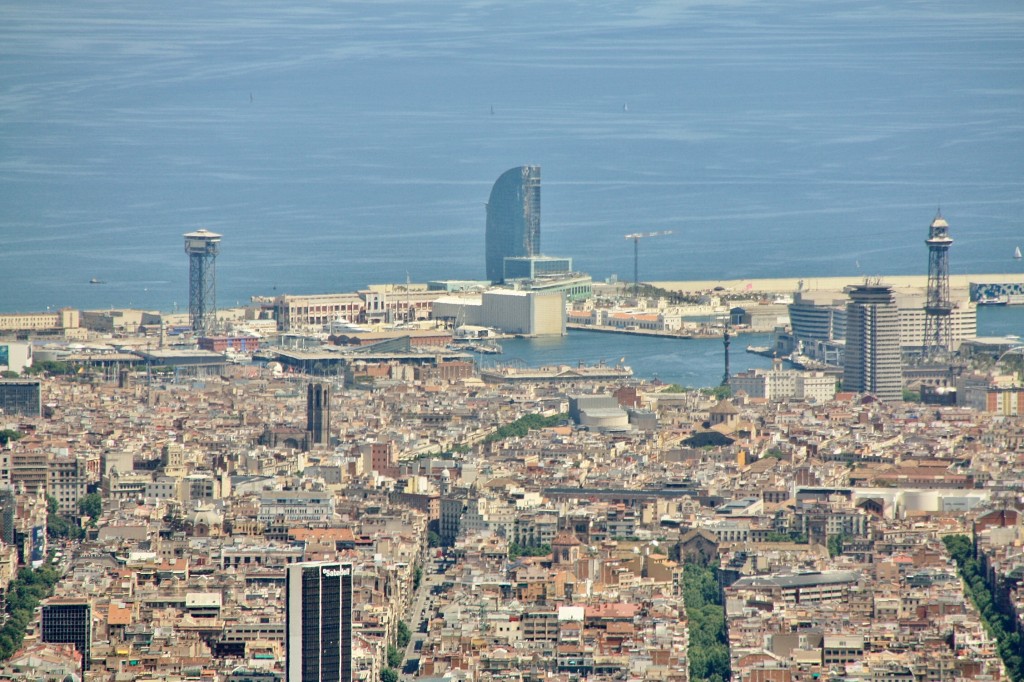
(184, 229, 221, 336)
(922, 213, 954, 360)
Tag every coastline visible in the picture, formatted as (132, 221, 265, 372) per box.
(650, 273, 1024, 294)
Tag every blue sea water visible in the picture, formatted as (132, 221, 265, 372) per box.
(501, 331, 778, 389)
(2, 0, 1023, 316)
(1, 0, 1022, 386)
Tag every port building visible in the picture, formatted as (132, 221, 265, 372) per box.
(432, 289, 566, 336)
(788, 287, 976, 362)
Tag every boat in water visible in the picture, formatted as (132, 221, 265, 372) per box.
(1015, 246, 1022, 260)
(89, 277, 105, 284)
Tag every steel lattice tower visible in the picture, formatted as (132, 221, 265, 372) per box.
(923, 214, 953, 358)
(722, 321, 731, 387)
(184, 229, 221, 335)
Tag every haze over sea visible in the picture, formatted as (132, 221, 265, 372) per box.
(2, 2, 1023, 328)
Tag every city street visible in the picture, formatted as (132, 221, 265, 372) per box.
(400, 555, 446, 678)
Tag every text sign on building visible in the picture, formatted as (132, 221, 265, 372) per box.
(322, 566, 350, 578)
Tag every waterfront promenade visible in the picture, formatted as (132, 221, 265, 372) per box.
(651, 273, 1024, 294)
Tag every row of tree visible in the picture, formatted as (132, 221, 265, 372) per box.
(481, 413, 567, 444)
(943, 535, 1023, 681)
(380, 602, 414, 682)
(0, 562, 61, 661)
(683, 563, 731, 682)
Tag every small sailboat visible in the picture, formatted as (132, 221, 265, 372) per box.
(1015, 246, 1022, 260)
(89, 277, 105, 284)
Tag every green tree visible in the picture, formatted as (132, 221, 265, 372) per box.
(413, 565, 423, 591)
(701, 385, 732, 400)
(483, 413, 567, 444)
(827, 534, 845, 558)
(682, 563, 731, 682)
(22, 360, 73, 376)
(763, 531, 807, 544)
(427, 530, 442, 548)
(77, 492, 102, 522)
(397, 621, 411, 649)
(386, 645, 403, 669)
(46, 496, 84, 540)
(0, 562, 61, 661)
(0, 430, 23, 446)
(943, 535, 1024, 681)
(508, 543, 552, 561)
(381, 669, 399, 682)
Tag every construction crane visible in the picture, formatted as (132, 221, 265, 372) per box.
(624, 230, 673, 296)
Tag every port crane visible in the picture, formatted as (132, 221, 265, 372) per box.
(624, 230, 673, 296)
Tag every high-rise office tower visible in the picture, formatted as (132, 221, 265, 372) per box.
(287, 561, 353, 682)
(41, 598, 92, 675)
(843, 283, 903, 401)
(923, 213, 954, 358)
(184, 229, 221, 335)
(0, 379, 41, 417)
(485, 166, 541, 283)
(306, 383, 331, 445)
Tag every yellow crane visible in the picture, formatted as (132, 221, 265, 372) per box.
(624, 230, 673, 296)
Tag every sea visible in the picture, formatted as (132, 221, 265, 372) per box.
(1, 0, 1022, 386)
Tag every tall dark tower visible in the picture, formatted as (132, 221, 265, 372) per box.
(844, 282, 902, 401)
(287, 562, 353, 682)
(41, 598, 92, 676)
(923, 213, 954, 358)
(722, 321, 731, 387)
(485, 166, 541, 283)
(307, 383, 330, 446)
(184, 229, 221, 335)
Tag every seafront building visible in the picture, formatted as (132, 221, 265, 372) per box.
(485, 166, 541, 284)
(432, 289, 567, 336)
(843, 283, 903, 401)
(0, 308, 86, 340)
(788, 288, 977, 363)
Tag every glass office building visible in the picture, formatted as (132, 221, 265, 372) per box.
(485, 166, 541, 283)
(41, 599, 92, 675)
(287, 562, 353, 682)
